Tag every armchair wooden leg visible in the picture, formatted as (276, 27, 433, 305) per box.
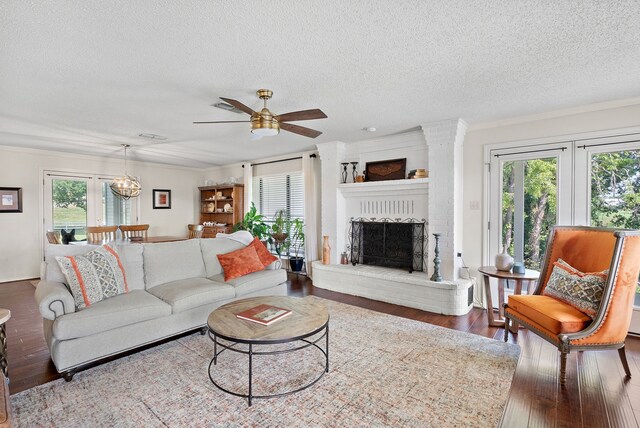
(560, 351, 568, 385)
(618, 346, 632, 378)
(503, 317, 510, 342)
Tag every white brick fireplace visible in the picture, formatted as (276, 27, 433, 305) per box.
(313, 119, 473, 315)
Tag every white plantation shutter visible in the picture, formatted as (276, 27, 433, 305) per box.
(252, 171, 305, 255)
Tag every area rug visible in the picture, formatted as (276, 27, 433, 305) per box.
(11, 297, 520, 427)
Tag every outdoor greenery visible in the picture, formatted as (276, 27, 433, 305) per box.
(502, 158, 557, 270)
(53, 180, 87, 211)
(590, 151, 640, 229)
(501, 150, 640, 297)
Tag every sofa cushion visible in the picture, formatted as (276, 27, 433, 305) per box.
(200, 238, 246, 277)
(143, 240, 207, 289)
(55, 245, 129, 309)
(542, 258, 607, 318)
(148, 277, 235, 313)
(52, 290, 171, 340)
(217, 245, 265, 281)
(210, 268, 287, 297)
(45, 243, 145, 290)
(248, 237, 278, 267)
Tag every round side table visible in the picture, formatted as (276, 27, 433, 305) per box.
(478, 267, 539, 332)
(0, 309, 10, 378)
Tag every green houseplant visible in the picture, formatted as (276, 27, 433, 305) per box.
(270, 209, 292, 256)
(288, 218, 305, 272)
(233, 202, 269, 241)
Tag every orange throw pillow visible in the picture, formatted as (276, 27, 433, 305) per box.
(248, 237, 278, 267)
(217, 245, 265, 281)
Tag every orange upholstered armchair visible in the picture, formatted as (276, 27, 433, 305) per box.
(503, 226, 640, 384)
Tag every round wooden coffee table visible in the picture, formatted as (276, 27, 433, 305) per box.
(207, 296, 329, 406)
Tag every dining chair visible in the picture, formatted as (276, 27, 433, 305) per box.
(86, 225, 118, 243)
(188, 224, 204, 239)
(503, 226, 640, 384)
(119, 224, 149, 240)
(46, 230, 62, 244)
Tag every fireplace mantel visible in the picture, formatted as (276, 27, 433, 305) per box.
(338, 177, 429, 195)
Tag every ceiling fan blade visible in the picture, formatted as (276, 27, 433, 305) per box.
(275, 109, 327, 122)
(219, 97, 256, 116)
(279, 122, 323, 138)
(193, 120, 250, 124)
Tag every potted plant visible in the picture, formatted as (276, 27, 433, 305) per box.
(288, 218, 305, 272)
(270, 209, 292, 256)
(233, 202, 269, 241)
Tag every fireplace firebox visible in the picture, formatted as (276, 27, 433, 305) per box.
(349, 218, 426, 273)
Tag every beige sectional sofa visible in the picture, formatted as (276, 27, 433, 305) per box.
(34, 237, 287, 380)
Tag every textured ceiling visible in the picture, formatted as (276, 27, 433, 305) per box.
(1, 1, 639, 168)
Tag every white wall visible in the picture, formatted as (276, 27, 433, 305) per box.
(462, 102, 640, 276)
(0, 145, 201, 282)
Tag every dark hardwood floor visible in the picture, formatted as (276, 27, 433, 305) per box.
(2, 275, 639, 427)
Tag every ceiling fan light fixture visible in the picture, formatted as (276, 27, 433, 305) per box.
(251, 114, 280, 137)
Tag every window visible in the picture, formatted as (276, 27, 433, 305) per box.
(252, 171, 304, 255)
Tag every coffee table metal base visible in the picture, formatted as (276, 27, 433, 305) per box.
(208, 322, 329, 406)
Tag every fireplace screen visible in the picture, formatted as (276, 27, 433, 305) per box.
(349, 218, 426, 272)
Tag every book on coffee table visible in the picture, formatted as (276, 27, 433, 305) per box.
(235, 304, 292, 326)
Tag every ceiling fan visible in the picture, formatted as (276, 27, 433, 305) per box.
(194, 89, 327, 139)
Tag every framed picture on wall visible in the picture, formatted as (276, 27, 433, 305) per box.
(0, 187, 22, 213)
(153, 189, 171, 209)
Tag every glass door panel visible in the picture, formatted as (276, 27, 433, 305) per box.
(589, 148, 640, 308)
(98, 179, 133, 227)
(50, 178, 89, 240)
(501, 158, 558, 270)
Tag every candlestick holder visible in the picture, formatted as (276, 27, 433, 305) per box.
(350, 162, 358, 183)
(340, 163, 349, 184)
(430, 233, 442, 282)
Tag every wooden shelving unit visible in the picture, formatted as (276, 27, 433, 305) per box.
(198, 184, 244, 238)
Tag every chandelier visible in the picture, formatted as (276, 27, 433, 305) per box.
(110, 144, 141, 200)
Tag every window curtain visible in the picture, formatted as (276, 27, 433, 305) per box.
(302, 153, 319, 277)
(243, 162, 253, 214)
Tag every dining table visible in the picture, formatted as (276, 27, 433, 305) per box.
(70, 236, 188, 245)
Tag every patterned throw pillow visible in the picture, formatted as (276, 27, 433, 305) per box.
(217, 245, 265, 281)
(542, 258, 607, 318)
(56, 245, 129, 310)
(248, 237, 278, 267)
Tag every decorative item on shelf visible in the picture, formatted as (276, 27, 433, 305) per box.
(322, 235, 331, 264)
(512, 261, 525, 274)
(110, 144, 141, 200)
(350, 162, 358, 183)
(340, 252, 349, 264)
(355, 174, 365, 183)
(216, 191, 223, 198)
(216, 208, 223, 213)
(207, 203, 215, 213)
(340, 162, 349, 184)
(495, 245, 514, 271)
(407, 169, 416, 179)
(413, 169, 428, 179)
(224, 203, 232, 213)
(430, 233, 442, 282)
(365, 158, 407, 182)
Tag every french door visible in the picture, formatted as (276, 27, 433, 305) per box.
(488, 134, 640, 334)
(43, 171, 138, 241)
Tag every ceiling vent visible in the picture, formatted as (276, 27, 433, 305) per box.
(212, 102, 245, 114)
